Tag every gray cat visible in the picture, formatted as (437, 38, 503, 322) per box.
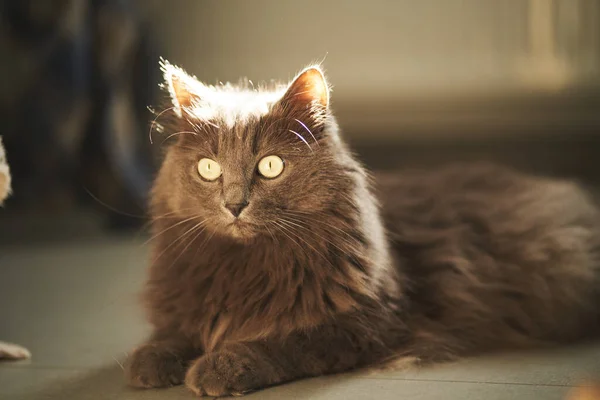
(125, 61, 600, 397)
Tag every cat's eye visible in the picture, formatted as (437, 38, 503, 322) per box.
(197, 158, 222, 181)
(258, 155, 284, 178)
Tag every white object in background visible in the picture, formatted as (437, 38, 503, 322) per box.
(0, 138, 30, 361)
(0, 341, 31, 360)
(0, 136, 10, 204)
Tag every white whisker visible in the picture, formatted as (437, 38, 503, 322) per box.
(283, 216, 354, 251)
(294, 118, 319, 146)
(143, 214, 201, 246)
(151, 218, 208, 264)
(289, 130, 313, 153)
(284, 213, 358, 246)
(276, 219, 334, 268)
(149, 106, 176, 144)
(161, 130, 198, 144)
(167, 223, 209, 270)
(113, 356, 124, 371)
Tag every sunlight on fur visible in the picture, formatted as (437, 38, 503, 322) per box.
(160, 59, 328, 129)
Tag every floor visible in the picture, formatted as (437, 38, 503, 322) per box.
(1, 236, 600, 400)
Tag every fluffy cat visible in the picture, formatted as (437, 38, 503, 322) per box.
(125, 61, 600, 397)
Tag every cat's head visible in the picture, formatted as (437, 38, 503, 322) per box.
(153, 60, 357, 242)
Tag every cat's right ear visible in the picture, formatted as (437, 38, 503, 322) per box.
(277, 65, 331, 134)
(160, 59, 202, 117)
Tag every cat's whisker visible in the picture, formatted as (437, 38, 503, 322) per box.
(288, 130, 312, 153)
(294, 118, 319, 147)
(270, 221, 314, 266)
(188, 222, 217, 265)
(166, 223, 209, 271)
(113, 355, 125, 371)
(143, 214, 202, 246)
(271, 221, 303, 252)
(286, 211, 359, 238)
(83, 187, 148, 219)
(276, 219, 334, 268)
(150, 218, 209, 265)
(150, 206, 200, 220)
(151, 209, 189, 220)
(280, 218, 344, 253)
(161, 130, 198, 145)
(198, 227, 218, 251)
(148, 106, 176, 144)
(282, 215, 357, 250)
(283, 210, 359, 241)
(142, 208, 204, 238)
(293, 207, 357, 226)
(262, 223, 278, 245)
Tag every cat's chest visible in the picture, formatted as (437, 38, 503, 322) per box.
(175, 246, 313, 348)
(150, 233, 374, 350)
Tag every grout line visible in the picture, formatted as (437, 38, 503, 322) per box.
(356, 376, 574, 388)
(0, 364, 576, 389)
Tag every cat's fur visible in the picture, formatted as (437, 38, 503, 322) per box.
(125, 61, 600, 397)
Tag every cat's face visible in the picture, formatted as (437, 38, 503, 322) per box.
(154, 62, 352, 242)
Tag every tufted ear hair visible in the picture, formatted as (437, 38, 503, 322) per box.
(276, 65, 331, 140)
(160, 59, 205, 117)
(280, 65, 329, 111)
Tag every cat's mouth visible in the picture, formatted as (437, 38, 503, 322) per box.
(226, 219, 258, 240)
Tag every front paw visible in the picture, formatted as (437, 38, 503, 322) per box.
(125, 343, 187, 388)
(185, 350, 273, 397)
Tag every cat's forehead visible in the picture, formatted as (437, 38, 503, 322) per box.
(187, 87, 286, 129)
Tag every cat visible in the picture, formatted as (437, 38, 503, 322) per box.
(125, 60, 600, 397)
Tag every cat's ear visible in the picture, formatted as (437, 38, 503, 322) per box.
(160, 59, 202, 117)
(280, 65, 330, 119)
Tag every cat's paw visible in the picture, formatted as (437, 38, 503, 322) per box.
(125, 343, 187, 388)
(185, 350, 271, 397)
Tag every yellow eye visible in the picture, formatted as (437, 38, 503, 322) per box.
(258, 155, 284, 178)
(197, 158, 222, 181)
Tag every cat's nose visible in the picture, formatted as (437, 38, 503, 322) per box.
(225, 201, 249, 217)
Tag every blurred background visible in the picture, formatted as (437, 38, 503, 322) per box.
(1, 0, 600, 244)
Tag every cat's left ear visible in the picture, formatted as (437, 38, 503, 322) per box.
(160, 59, 202, 117)
(279, 66, 330, 123)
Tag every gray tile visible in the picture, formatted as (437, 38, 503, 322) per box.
(3, 364, 191, 400)
(0, 367, 82, 399)
(3, 365, 572, 400)
(365, 343, 600, 387)
(250, 377, 571, 400)
(0, 238, 150, 368)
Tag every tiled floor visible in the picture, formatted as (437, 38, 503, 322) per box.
(1, 236, 599, 399)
